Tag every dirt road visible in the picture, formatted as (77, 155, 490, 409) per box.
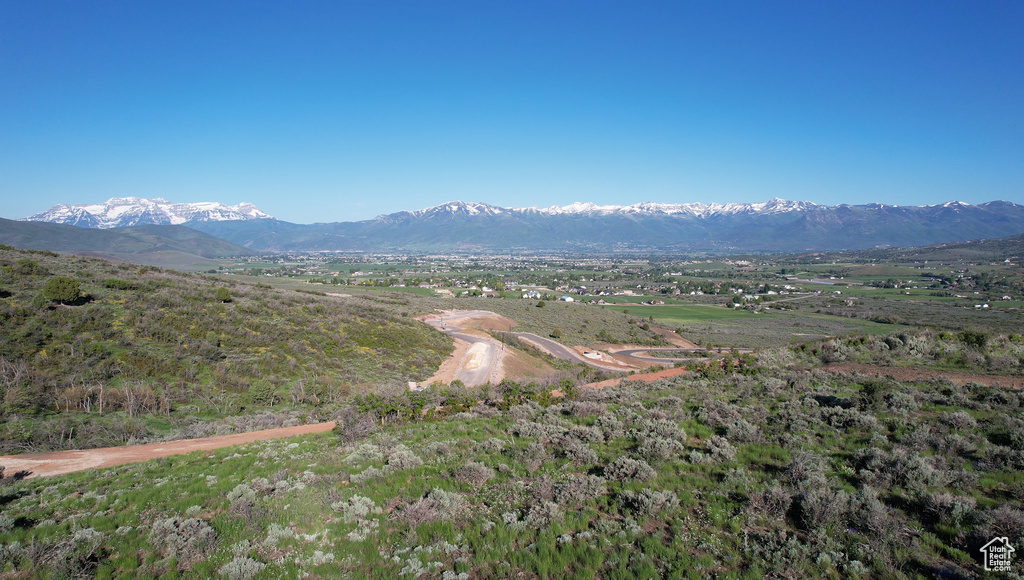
(515, 333, 634, 371)
(0, 422, 336, 480)
(420, 310, 510, 387)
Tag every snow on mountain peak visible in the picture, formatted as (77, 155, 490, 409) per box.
(23, 197, 273, 229)
(512, 199, 819, 217)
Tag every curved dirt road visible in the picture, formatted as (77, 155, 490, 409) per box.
(421, 310, 506, 386)
(0, 422, 336, 480)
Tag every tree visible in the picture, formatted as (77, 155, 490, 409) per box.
(214, 287, 232, 303)
(536, 301, 545, 308)
(43, 276, 80, 305)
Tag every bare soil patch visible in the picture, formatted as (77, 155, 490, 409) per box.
(651, 327, 700, 349)
(419, 336, 472, 386)
(500, 347, 558, 381)
(0, 422, 336, 480)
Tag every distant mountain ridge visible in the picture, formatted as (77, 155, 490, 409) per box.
(20, 197, 1024, 254)
(387, 198, 821, 220)
(23, 197, 272, 229)
(188, 199, 1024, 253)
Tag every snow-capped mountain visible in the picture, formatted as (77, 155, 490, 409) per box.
(23, 197, 273, 229)
(22, 196, 1024, 253)
(226, 198, 1022, 253)
(376, 198, 822, 221)
(520, 197, 820, 217)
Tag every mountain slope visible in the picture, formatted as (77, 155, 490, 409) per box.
(23, 197, 272, 229)
(0, 218, 258, 266)
(188, 199, 1024, 253)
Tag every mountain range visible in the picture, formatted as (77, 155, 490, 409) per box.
(18, 197, 1024, 254)
(23, 197, 271, 229)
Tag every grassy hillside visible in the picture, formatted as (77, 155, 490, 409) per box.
(0, 348, 1020, 578)
(0, 246, 451, 452)
(0, 219, 256, 270)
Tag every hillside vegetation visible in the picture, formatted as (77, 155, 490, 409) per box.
(0, 247, 451, 452)
(0, 218, 256, 270)
(0, 349, 1020, 578)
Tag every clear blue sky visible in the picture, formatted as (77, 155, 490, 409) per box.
(2, 1, 1022, 223)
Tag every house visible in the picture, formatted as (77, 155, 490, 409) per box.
(559, 296, 575, 302)
(522, 290, 542, 299)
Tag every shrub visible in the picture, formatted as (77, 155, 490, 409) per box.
(594, 413, 625, 439)
(454, 462, 495, 486)
(333, 407, 378, 443)
(958, 330, 989, 349)
(247, 380, 278, 406)
(924, 492, 976, 528)
(350, 466, 384, 485)
(632, 418, 686, 442)
(227, 484, 263, 528)
(383, 444, 423, 472)
(725, 418, 760, 443)
(560, 438, 599, 466)
(940, 410, 977, 431)
(636, 437, 683, 461)
(722, 467, 754, 490)
(604, 457, 656, 482)
(568, 425, 604, 444)
(524, 501, 562, 529)
(30, 292, 49, 309)
(227, 484, 257, 504)
(567, 400, 606, 417)
(747, 486, 792, 521)
(148, 517, 218, 569)
(846, 486, 889, 535)
(472, 438, 506, 454)
(508, 402, 541, 422)
(262, 523, 294, 548)
(392, 488, 468, 527)
(219, 556, 266, 580)
(889, 448, 946, 492)
(553, 475, 606, 506)
(617, 489, 679, 516)
(331, 495, 380, 523)
(214, 287, 232, 303)
(798, 487, 848, 538)
(43, 276, 81, 304)
(344, 443, 385, 465)
(974, 505, 1024, 545)
(706, 435, 737, 462)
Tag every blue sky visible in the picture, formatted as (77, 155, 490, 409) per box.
(2, 1, 1022, 223)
